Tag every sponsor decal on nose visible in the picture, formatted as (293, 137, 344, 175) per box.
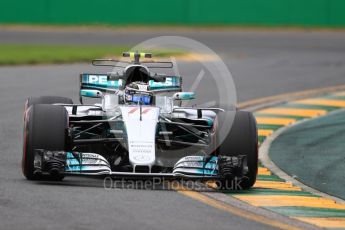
(142, 108, 151, 114)
(128, 108, 139, 114)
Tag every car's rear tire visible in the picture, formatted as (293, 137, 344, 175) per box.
(216, 110, 258, 190)
(22, 104, 68, 180)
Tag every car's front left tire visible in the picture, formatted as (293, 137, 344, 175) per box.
(216, 110, 258, 190)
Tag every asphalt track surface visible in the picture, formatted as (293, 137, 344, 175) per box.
(0, 28, 345, 230)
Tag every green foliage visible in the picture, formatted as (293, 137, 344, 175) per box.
(0, 44, 183, 65)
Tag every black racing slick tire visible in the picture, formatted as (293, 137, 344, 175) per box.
(22, 104, 68, 180)
(217, 111, 258, 190)
(24, 96, 72, 121)
(26, 96, 73, 107)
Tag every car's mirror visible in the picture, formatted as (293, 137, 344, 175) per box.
(172, 92, 195, 100)
(80, 89, 103, 98)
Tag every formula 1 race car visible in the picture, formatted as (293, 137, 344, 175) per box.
(22, 52, 258, 189)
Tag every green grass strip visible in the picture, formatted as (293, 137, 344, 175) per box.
(257, 124, 283, 130)
(258, 136, 266, 143)
(0, 44, 183, 65)
(264, 206, 345, 217)
(257, 174, 285, 182)
(320, 95, 345, 100)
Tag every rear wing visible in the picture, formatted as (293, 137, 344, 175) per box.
(80, 73, 182, 92)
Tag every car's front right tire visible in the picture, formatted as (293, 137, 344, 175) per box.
(24, 96, 73, 121)
(22, 104, 68, 180)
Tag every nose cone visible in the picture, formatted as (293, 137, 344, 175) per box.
(120, 106, 159, 167)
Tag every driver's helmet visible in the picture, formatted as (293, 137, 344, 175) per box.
(124, 81, 153, 105)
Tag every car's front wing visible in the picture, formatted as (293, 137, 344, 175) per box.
(33, 149, 247, 180)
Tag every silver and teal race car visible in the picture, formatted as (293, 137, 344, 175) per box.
(22, 52, 258, 190)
